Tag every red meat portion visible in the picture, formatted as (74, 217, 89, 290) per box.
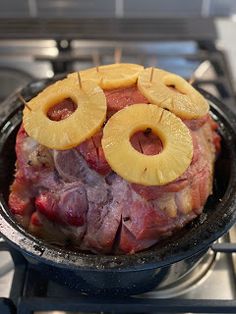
(8, 178, 35, 227)
(105, 86, 149, 113)
(183, 114, 208, 130)
(118, 181, 199, 253)
(131, 130, 163, 155)
(9, 190, 31, 217)
(132, 179, 188, 200)
(81, 176, 124, 253)
(35, 183, 88, 227)
(47, 98, 77, 121)
(30, 211, 43, 227)
(78, 130, 111, 175)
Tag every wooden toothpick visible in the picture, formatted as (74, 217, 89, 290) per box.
(189, 77, 195, 85)
(149, 55, 157, 83)
(150, 67, 154, 82)
(77, 72, 82, 89)
(92, 52, 100, 72)
(17, 93, 31, 111)
(114, 48, 122, 64)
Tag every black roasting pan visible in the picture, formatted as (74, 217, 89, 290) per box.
(0, 76, 236, 295)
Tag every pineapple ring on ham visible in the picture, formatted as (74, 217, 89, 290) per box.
(102, 104, 193, 186)
(68, 63, 144, 90)
(138, 67, 209, 119)
(23, 78, 107, 150)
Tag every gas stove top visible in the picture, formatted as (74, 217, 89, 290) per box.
(0, 234, 235, 313)
(0, 23, 236, 313)
(0, 37, 235, 109)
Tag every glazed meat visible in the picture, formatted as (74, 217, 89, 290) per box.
(9, 86, 220, 254)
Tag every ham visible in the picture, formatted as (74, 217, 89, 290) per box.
(9, 85, 220, 254)
(81, 176, 124, 253)
(105, 85, 149, 113)
(183, 115, 209, 130)
(130, 130, 163, 155)
(47, 98, 77, 121)
(77, 130, 111, 175)
(35, 183, 88, 227)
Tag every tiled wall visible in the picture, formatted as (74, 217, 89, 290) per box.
(0, 0, 236, 18)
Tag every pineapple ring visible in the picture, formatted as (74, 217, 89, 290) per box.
(23, 78, 107, 150)
(102, 104, 193, 186)
(67, 63, 144, 90)
(138, 67, 209, 119)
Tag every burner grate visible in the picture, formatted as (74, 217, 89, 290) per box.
(0, 240, 235, 314)
(15, 296, 236, 314)
(0, 298, 15, 314)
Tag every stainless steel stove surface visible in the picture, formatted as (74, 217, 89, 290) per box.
(0, 36, 236, 313)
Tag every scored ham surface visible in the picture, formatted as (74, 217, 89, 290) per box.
(9, 85, 221, 254)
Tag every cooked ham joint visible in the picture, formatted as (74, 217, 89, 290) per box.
(9, 85, 220, 254)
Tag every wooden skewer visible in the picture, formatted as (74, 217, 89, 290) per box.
(17, 93, 31, 111)
(92, 52, 100, 72)
(114, 48, 122, 64)
(149, 55, 157, 83)
(77, 72, 82, 89)
(189, 77, 195, 85)
(150, 67, 154, 82)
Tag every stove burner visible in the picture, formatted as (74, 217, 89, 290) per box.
(142, 249, 216, 298)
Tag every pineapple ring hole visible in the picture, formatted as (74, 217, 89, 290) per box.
(47, 98, 77, 121)
(165, 84, 186, 95)
(163, 74, 188, 96)
(130, 128, 163, 156)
